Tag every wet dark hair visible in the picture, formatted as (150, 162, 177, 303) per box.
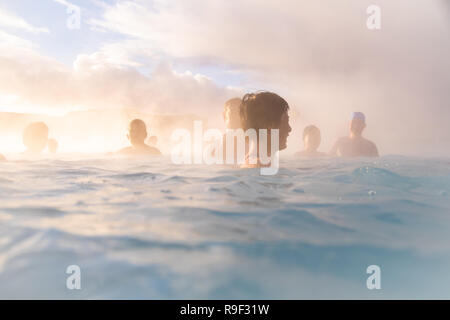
(239, 91, 289, 131)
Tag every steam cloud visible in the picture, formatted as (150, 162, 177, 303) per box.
(0, 0, 449, 155)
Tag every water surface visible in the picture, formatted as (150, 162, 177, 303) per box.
(0, 155, 449, 299)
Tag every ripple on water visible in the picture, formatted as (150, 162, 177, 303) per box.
(0, 156, 450, 299)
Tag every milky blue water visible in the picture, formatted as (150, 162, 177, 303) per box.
(0, 155, 449, 299)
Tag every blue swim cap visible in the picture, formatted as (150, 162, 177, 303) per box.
(351, 112, 365, 122)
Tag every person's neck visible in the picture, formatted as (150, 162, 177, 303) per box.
(349, 133, 362, 139)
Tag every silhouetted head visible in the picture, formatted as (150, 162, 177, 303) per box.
(303, 125, 321, 151)
(240, 92, 291, 150)
(148, 135, 158, 147)
(48, 138, 59, 154)
(349, 112, 366, 137)
(127, 119, 148, 147)
(23, 122, 49, 154)
(223, 98, 242, 129)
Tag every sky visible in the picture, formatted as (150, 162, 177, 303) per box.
(0, 0, 449, 155)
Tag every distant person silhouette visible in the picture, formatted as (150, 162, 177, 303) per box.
(221, 97, 242, 164)
(23, 122, 49, 154)
(240, 92, 291, 167)
(117, 119, 162, 155)
(223, 98, 242, 130)
(330, 112, 379, 157)
(48, 138, 59, 154)
(295, 125, 326, 158)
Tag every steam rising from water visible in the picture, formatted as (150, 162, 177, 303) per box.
(0, 0, 449, 157)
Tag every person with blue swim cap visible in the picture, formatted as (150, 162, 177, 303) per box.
(329, 112, 379, 157)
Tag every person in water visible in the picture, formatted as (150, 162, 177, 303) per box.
(223, 98, 242, 130)
(48, 138, 59, 154)
(220, 97, 242, 164)
(329, 112, 379, 157)
(117, 119, 162, 155)
(23, 122, 49, 154)
(295, 125, 326, 158)
(239, 91, 291, 167)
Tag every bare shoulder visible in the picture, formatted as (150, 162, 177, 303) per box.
(147, 146, 162, 155)
(117, 147, 133, 155)
(338, 136, 351, 144)
(364, 138, 377, 148)
(364, 138, 379, 156)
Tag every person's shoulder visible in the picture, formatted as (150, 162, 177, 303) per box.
(116, 146, 134, 155)
(137, 145, 162, 155)
(117, 145, 161, 156)
(363, 138, 377, 149)
(147, 146, 162, 155)
(362, 138, 379, 156)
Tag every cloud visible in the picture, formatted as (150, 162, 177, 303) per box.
(86, 0, 450, 155)
(0, 7, 49, 34)
(0, 46, 240, 116)
(53, 0, 75, 6)
(0, 30, 33, 48)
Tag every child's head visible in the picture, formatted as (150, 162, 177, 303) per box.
(23, 122, 49, 154)
(303, 125, 321, 151)
(223, 98, 242, 129)
(127, 119, 148, 147)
